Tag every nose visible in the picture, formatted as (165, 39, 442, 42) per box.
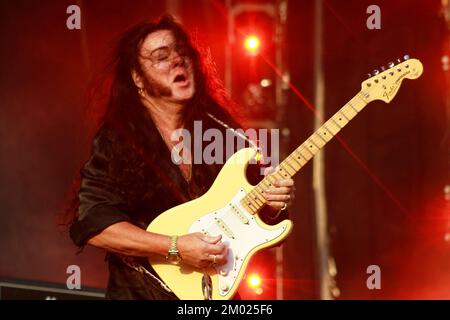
(170, 52, 186, 68)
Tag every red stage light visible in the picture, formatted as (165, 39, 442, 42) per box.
(247, 273, 262, 288)
(244, 35, 261, 55)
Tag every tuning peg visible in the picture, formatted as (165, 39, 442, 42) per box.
(387, 61, 395, 68)
(403, 54, 410, 60)
(367, 73, 372, 78)
(372, 69, 380, 76)
(380, 66, 386, 71)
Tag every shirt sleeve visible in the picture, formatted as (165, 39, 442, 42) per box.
(69, 128, 131, 247)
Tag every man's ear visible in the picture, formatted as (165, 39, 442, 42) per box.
(131, 69, 144, 89)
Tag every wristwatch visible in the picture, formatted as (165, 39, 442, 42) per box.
(166, 235, 182, 264)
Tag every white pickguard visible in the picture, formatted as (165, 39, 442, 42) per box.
(189, 189, 287, 297)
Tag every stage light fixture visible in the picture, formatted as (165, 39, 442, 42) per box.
(244, 35, 261, 55)
(247, 273, 262, 288)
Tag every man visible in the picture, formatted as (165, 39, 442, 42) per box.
(69, 15, 294, 300)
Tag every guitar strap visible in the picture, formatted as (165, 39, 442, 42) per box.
(116, 114, 255, 296)
(206, 112, 258, 150)
(119, 255, 173, 293)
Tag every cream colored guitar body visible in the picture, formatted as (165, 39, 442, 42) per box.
(147, 57, 423, 300)
(146, 147, 293, 300)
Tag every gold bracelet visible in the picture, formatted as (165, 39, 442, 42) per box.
(268, 203, 287, 220)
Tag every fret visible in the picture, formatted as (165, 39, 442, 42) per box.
(305, 139, 319, 153)
(278, 167, 291, 178)
(354, 94, 367, 111)
(241, 199, 252, 210)
(246, 203, 257, 214)
(338, 110, 350, 122)
(256, 185, 267, 196)
(285, 156, 301, 171)
(250, 189, 265, 204)
(301, 148, 313, 161)
(347, 101, 359, 115)
(322, 123, 336, 137)
(341, 106, 357, 119)
(325, 120, 340, 135)
(279, 162, 295, 176)
(315, 132, 327, 145)
(303, 140, 316, 160)
(310, 134, 326, 148)
(245, 193, 262, 208)
(272, 170, 286, 181)
(317, 129, 332, 143)
(292, 149, 308, 165)
(259, 180, 271, 190)
(264, 175, 277, 187)
(331, 114, 348, 128)
(240, 92, 368, 215)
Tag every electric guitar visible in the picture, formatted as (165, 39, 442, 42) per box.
(146, 56, 423, 300)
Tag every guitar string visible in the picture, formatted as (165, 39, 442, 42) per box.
(203, 96, 368, 236)
(242, 95, 367, 214)
(199, 95, 367, 244)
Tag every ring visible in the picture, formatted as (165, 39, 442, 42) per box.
(211, 255, 217, 264)
(281, 202, 288, 210)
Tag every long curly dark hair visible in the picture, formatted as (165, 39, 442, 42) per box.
(61, 15, 242, 228)
(104, 14, 241, 128)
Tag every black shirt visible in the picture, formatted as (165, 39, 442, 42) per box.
(69, 107, 285, 299)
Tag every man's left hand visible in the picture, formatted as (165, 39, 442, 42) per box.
(263, 167, 295, 214)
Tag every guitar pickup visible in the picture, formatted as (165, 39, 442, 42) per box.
(214, 217, 235, 239)
(229, 204, 249, 225)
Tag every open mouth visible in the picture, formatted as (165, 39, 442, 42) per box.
(173, 74, 187, 84)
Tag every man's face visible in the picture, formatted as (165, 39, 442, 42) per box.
(137, 29, 195, 103)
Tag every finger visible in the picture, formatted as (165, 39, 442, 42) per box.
(263, 166, 275, 176)
(266, 186, 292, 195)
(266, 201, 287, 211)
(203, 234, 222, 244)
(265, 194, 291, 202)
(274, 179, 294, 187)
(207, 242, 227, 255)
(208, 253, 228, 266)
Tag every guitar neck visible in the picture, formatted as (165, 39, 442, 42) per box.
(241, 91, 368, 214)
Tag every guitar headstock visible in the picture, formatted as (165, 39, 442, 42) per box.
(361, 55, 423, 103)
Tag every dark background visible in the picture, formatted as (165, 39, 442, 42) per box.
(0, 0, 448, 299)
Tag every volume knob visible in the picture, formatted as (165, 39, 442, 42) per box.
(221, 283, 230, 292)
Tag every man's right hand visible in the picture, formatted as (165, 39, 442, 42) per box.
(176, 233, 228, 268)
